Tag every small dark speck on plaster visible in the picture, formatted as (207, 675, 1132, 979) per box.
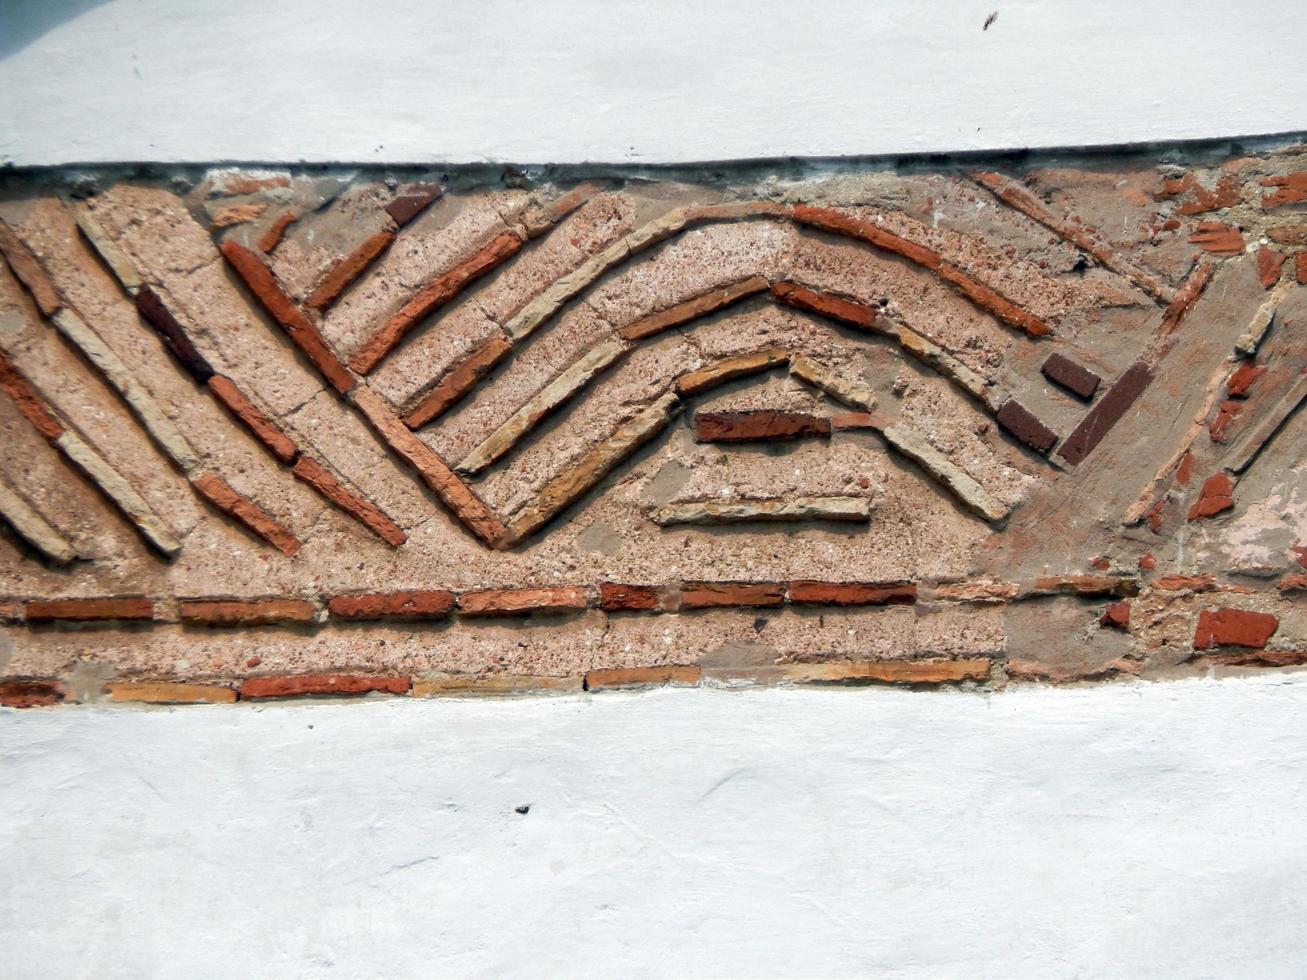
(515, 805, 531, 815)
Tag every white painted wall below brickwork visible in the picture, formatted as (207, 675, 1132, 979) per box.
(4, 678, 1307, 978)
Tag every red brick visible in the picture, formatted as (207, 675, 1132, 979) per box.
(352, 232, 523, 375)
(1297, 253, 1307, 286)
(305, 230, 396, 311)
(1277, 573, 1307, 593)
(0, 679, 65, 708)
(1266, 225, 1307, 246)
(1041, 353, 1101, 400)
(457, 587, 590, 616)
(1260, 172, 1307, 208)
(694, 410, 830, 443)
(191, 471, 302, 556)
(257, 211, 297, 253)
(1154, 574, 1218, 592)
(1059, 362, 1152, 465)
(996, 400, 1057, 454)
(26, 597, 153, 622)
(220, 241, 355, 394)
(1226, 363, 1267, 398)
(0, 222, 62, 316)
(1208, 400, 1242, 442)
(584, 665, 701, 690)
(830, 412, 879, 430)
(787, 581, 917, 605)
(240, 674, 411, 699)
(1255, 247, 1286, 289)
(618, 276, 770, 342)
(0, 601, 23, 623)
(1175, 451, 1195, 486)
(1145, 499, 1167, 534)
(1295, 542, 1307, 568)
(1157, 173, 1241, 215)
(0, 351, 63, 441)
(1194, 608, 1279, 649)
(135, 285, 216, 383)
(1199, 649, 1307, 668)
(1099, 601, 1130, 629)
(1187, 221, 1244, 256)
(1159, 261, 1213, 334)
(402, 335, 513, 429)
(384, 183, 443, 228)
(211, 174, 290, 196)
(681, 582, 785, 608)
(206, 375, 299, 464)
(1188, 472, 1235, 521)
(179, 598, 316, 626)
(1138, 553, 1157, 571)
(328, 591, 456, 620)
(291, 455, 406, 547)
(769, 281, 879, 330)
(598, 583, 660, 611)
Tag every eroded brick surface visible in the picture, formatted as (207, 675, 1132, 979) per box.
(2, 147, 1307, 703)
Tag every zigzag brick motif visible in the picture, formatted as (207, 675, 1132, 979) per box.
(1, 145, 1306, 705)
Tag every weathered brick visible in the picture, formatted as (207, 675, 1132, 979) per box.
(1298, 252, 1307, 286)
(618, 276, 770, 342)
(305, 229, 396, 311)
(1199, 649, 1307, 668)
(1099, 601, 1130, 629)
(291, 455, 406, 547)
(1193, 608, 1279, 649)
(1041, 353, 1101, 400)
(413, 673, 580, 696)
(0, 221, 62, 315)
(384, 183, 443, 228)
(694, 410, 830, 443)
(0, 351, 63, 441)
(1208, 399, 1242, 442)
(190, 471, 302, 556)
(1266, 225, 1307, 245)
(257, 211, 297, 253)
(1276, 573, 1307, 593)
(782, 658, 991, 685)
(328, 590, 456, 620)
(996, 399, 1058, 454)
(179, 598, 317, 626)
(598, 583, 661, 611)
(675, 349, 788, 397)
(220, 241, 355, 394)
(1187, 222, 1244, 256)
(1154, 574, 1218, 592)
(1188, 472, 1235, 521)
(681, 582, 784, 608)
(25, 597, 153, 622)
(584, 665, 701, 690)
(206, 375, 299, 464)
(211, 202, 268, 228)
(457, 587, 590, 616)
(1260, 172, 1307, 208)
(1226, 363, 1267, 398)
(1255, 247, 1286, 288)
(1159, 261, 1213, 334)
(932, 580, 1020, 602)
(769, 281, 879, 330)
(787, 581, 917, 606)
(0, 679, 65, 708)
(240, 674, 411, 699)
(1029, 575, 1139, 598)
(402, 334, 513, 429)
(107, 682, 237, 704)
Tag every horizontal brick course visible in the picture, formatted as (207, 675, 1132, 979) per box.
(584, 665, 701, 690)
(239, 674, 411, 699)
(783, 659, 991, 685)
(178, 599, 317, 627)
(328, 591, 456, 620)
(26, 598, 153, 622)
(787, 581, 917, 606)
(107, 682, 237, 704)
(681, 582, 784, 609)
(0, 679, 65, 708)
(457, 587, 590, 616)
(598, 583, 661, 611)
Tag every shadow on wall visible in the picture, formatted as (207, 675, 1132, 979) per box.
(0, 0, 111, 61)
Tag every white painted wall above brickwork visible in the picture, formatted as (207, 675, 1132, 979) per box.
(2, 0, 1305, 165)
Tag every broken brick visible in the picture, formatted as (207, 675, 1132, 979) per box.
(1226, 363, 1267, 398)
(1099, 601, 1130, 629)
(1187, 221, 1245, 256)
(1193, 608, 1279, 649)
(1255, 247, 1286, 289)
(1188, 472, 1235, 520)
(384, 183, 443, 227)
(0, 679, 65, 708)
(584, 665, 701, 690)
(1260, 172, 1307, 208)
(598, 584, 661, 611)
(1209, 400, 1242, 442)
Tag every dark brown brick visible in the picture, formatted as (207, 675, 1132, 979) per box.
(0, 679, 65, 708)
(694, 411, 830, 443)
(996, 400, 1058, 454)
(135, 285, 216, 383)
(384, 184, 443, 228)
(1058, 361, 1153, 465)
(1041, 353, 1101, 400)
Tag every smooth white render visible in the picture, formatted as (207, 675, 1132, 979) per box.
(1, 0, 1306, 166)
(3, 677, 1307, 979)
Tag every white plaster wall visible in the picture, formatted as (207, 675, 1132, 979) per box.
(4, 678, 1307, 979)
(1, 0, 1305, 165)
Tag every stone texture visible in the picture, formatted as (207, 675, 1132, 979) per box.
(651, 496, 871, 526)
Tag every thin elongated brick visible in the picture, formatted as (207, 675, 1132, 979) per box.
(0, 221, 62, 315)
(414, 673, 581, 697)
(179, 598, 316, 626)
(695, 410, 830, 443)
(350, 385, 508, 547)
(1058, 362, 1153, 466)
(1159, 261, 1214, 334)
(788, 353, 876, 410)
(0, 476, 76, 562)
(880, 423, 1010, 522)
(0, 350, 63, 440)
(782, 659, 990, 685)
(598, 583, 660, 611)
(240, 674, 410, 699)
(328, 590, 456, 620)
(619, 276, 770, 341)
(584, 665, 701, 690)
(1041, 353, 1101, 399)
(1225, 374, 1307, 474)
(0, 680, 65, 708)
(72, 203, 142, 293)
(291, 454, 406, 547)
(257, 211, 297, 253)
(107, 682, 237, 704)
(206, 375, 299, 464)
(681, 582, 784, 608)
(676, 348, 789, 398)
(352, 231, 523, 374)
(26, 597, 153, 621)
(190, 472, 301, 555)
(787, 581, 917, 605)
(509, 394, 680, 541)
(460, 339, 629, 474)
(403, 334, 513, 429)
(1028, 575, 1139, 597)
(770, 281, 879, 330)
(651, 496, 871, 526)
(220, 241, 355, 394)
(134, 285, 215, 383)
(305, 229, 396, 311)
(792, 205, 1051, 337)
(458, 587, 590, 616)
